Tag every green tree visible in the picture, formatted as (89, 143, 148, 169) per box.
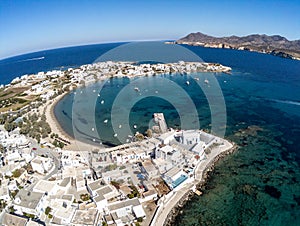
(52, 140, 58, 147)
(0, 144, 5, 153)
(135, 133, 144, 141)
(146, 129, 153, 138)
(137, 217, 143, 223)
(41, 114, 46, 121)
(45, 206, 52, 215)
(58, 141, 64, 149)
(17, 121, 23, 128)
(4, 122, 17, 132)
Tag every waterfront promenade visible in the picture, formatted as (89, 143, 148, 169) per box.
(151, 140, 234, 226)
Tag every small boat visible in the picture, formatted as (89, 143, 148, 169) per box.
(91, 127, 95, 131)
(204, 79, 209, 84)
(194, 77, 200, 81)
(104, 119, 108, 123)
(114, 133, 118, 137)
(224, 80, 227, 83)
(119, 125, 122, 128)
(133, 125, 137, 129)
(134, 87, 140, 92)
(98, 94, 100, 97)
(93, 89, 96, 93)
(155, 90, 158, 94)
(101, 100, 104, 104)
(186, 81, 190, 85)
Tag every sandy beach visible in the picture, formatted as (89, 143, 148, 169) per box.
(44, 91, 105, 152)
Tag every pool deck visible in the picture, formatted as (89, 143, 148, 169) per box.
(150, 139, 234, 226)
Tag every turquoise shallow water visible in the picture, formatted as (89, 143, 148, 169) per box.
(2, 43, 299, 225)
(54, 56, 300, 225)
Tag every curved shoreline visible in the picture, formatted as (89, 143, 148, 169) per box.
(45, 91, 106, 151)
(164, 144, 238, 226)
(150, 141, 237, 226)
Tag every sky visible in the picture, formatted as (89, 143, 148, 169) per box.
(1, 0, 300, 59)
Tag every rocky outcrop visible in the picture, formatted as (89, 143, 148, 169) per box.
(175, 32, 300, 60)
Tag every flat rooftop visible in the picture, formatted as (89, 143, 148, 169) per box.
(14, 190, 44, 210)
(71, 209, 98, 225)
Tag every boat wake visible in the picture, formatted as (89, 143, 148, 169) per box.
(269, 98, 300, 106)
(17, 56, 45, 62)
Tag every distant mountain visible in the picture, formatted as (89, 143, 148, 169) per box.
(175, 32, 300, 60)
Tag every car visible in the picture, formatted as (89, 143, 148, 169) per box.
(32, 147, 37, 150)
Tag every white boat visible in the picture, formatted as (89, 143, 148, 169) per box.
(114, 133, 118, 137)
(91, 127, 95, 131)
(134, 87, 140, 92)
(101, 100, 104, 104)
(133, 125, 137, 129)
(119, 124, 122, 128)
(186, 81, 190, 85)
(194, 77, 200, 81)
(104, 119, 108, 123)
(204, 79, 209, 84)
(98, 94, 100, 97)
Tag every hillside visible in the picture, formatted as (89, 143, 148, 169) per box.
(175, 32, 300, 60)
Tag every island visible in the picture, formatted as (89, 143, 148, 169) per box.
(170, 32, 300, 60)
(0, 61, 235, 226)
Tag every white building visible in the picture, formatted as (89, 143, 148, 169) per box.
(71, 209, 99, 226)
(163, 167, 188, 190)
(0, 184, 10, 202)
(191, 141, 206, 160)
(107, 198, 146, 225)
(111, 147, 149, 164)
(31, 156, 52, 174)
(155, 145, 182, 165)
(2, 213, 28, 226)
(13, 190, 46, 217)
(157, 131, 176, 145)
(141, 160, 158, 180)
(33, 180, 59, 196)
(49, 196, 76, 225)
(180, 130, 200, 146)
(87, 179, 120, 212)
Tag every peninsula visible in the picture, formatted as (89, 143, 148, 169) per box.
(172, 32, 300, 60)
(0, 61, 234, 226)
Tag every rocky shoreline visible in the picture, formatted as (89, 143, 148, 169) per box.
(173, 41, 300, 61)
(170, 32, 300, 61)
(163, 144, 238, 226)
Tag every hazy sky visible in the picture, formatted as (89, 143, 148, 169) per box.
(1, 0, 299, 59)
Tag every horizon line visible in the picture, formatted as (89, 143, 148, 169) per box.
(0, 38, 176, 61)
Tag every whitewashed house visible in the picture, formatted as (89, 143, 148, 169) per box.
(13, 190, 46, 217)
(31, 156, 52, 174)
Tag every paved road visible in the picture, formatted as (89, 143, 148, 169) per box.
(151, 140, 233, 226)
(0, 139, 61, 223)
(27, 139, 61, 190)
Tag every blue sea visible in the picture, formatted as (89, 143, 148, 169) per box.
(1, 43, 300, 225)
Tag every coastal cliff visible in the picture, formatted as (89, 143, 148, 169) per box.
(174, 32, 300, 60)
